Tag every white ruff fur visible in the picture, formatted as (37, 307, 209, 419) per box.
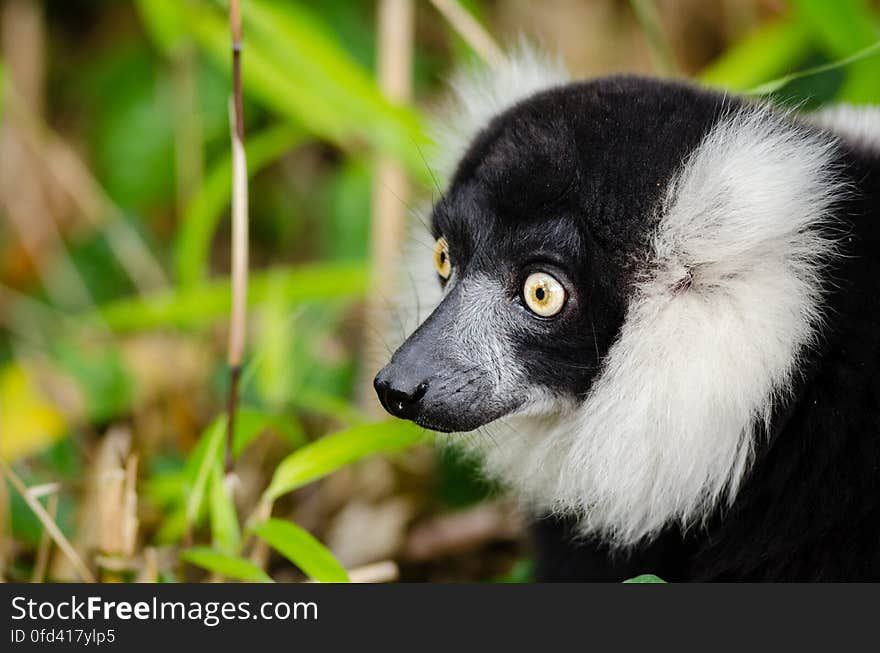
(809, 104, 880, 154)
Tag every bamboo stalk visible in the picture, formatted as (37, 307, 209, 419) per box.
(629, 0, 679, 76)
(121, 453, 139, 557)
(346, 560, 399, 583)
(137, 547, 159, 583)
(359, 0, 415, 414)
(225, 0, 248, 472)
(31, 493, 58, 582)
(430, 0, 506, 70)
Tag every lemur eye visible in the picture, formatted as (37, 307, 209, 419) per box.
(523, 272, 566, 317)
(433, 236, 451, 280)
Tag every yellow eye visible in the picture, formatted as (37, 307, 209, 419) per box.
(523, 272, 566, 317)
(433, 236, 451, 280)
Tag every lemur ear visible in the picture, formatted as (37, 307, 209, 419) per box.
(652, 108, 842, 301)
(430, 41, 569, 182)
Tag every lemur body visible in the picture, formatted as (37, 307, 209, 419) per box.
(374, 52, 880, 581)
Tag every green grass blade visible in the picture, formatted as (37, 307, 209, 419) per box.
(154, 504, 188, 545)
(184, 408, 304, 534)
(185, 418, 224, 527)
(209, 459, 240, 555)
(242, 0, 429, 179)
(263, 419, 425, 502)
(700, 17, 813, 91)
(251, 518, 349, 583)
(181, 547, 273, 582)
(175, 124, 304, 289)
(745, 40, 880, 96)
(93, 262, 367, 331)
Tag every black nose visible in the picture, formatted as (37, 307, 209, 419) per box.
(373, 369, 429, 420)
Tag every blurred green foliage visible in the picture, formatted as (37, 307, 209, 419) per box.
(703, 0, 880, 107)
(2, 0, 880, 583)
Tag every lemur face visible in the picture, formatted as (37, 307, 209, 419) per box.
(375, 78, 722, 432)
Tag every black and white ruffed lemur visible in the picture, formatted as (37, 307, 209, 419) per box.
(373, 48, 880, 581)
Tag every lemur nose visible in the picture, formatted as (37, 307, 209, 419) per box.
(373, 369, 428, 420)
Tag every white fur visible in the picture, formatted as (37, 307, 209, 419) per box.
(809, 104, 880, 154)
(468, 107, 843, 546)
(430, 41, 570, 180)
(390, 218, 444, 352)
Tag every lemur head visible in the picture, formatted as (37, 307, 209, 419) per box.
(374, 56, 844, 545)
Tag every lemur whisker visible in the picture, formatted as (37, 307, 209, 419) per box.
(414, 138, 443, 198)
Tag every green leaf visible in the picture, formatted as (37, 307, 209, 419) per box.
(93, 262, 367, 331)
(250, 518, 349, 583)
(184, 408, 305, 530)
(134, 0, 188, 53)
(209, 460, 240, 555)
(243, 1, 428, 174)
(790, 0, 879, 57)
(623, 574, 667, 583)
(154, 504, 188, 545)
(789, 0, 880, 103)
(700, 17, 813, 91)
(175, 124, 304, 289)
(745, 41, 880, 96)
(181, 547, 272, 582)
(264, 420, 425, 502)
(185, 418, 224, 527)
(177, 406, 305, 543)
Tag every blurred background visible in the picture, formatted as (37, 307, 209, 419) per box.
(1, 0, 879, 583)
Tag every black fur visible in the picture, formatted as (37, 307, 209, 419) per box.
(377, 77, 880, 581)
